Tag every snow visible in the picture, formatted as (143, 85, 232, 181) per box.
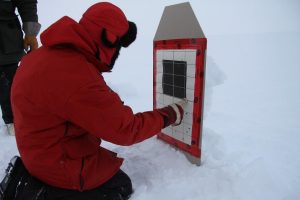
(1, 0, 300, 199)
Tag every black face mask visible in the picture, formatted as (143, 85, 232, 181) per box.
(101, 21, 137, 48)
(108, 45, 121, 69)
(100, 21, 137, 69)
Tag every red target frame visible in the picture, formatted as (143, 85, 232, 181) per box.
(153, 38, 207, 164)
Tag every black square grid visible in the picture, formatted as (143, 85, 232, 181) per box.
(162, 60, 187, 98)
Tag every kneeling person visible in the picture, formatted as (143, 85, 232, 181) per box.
(11, 2, 185, 199)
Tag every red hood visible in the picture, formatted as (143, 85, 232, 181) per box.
(40, 16, 111, 72)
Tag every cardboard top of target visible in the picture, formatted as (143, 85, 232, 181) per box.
(154, 2, 205, 41)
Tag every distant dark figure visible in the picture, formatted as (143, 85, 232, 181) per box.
(0, 0, 41, 135)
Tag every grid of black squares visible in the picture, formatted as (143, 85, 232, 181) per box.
(162, 60, 187, 99)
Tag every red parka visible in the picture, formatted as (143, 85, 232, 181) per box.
(11, 3, 164, 191)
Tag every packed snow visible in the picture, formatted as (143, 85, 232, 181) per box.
(1, 0, 300, 199)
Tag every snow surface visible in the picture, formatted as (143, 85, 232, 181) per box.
(1, 0, 300, 199)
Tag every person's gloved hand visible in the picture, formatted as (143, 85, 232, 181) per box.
(24, 35, 38, 53)
(157, 99, 187, 128)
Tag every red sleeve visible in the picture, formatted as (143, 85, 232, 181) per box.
(65, 80, 164, 146)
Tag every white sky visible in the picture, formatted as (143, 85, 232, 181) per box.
(38, 0, 300, 36)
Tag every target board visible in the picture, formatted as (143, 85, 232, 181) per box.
(153, 2, 207, 165)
